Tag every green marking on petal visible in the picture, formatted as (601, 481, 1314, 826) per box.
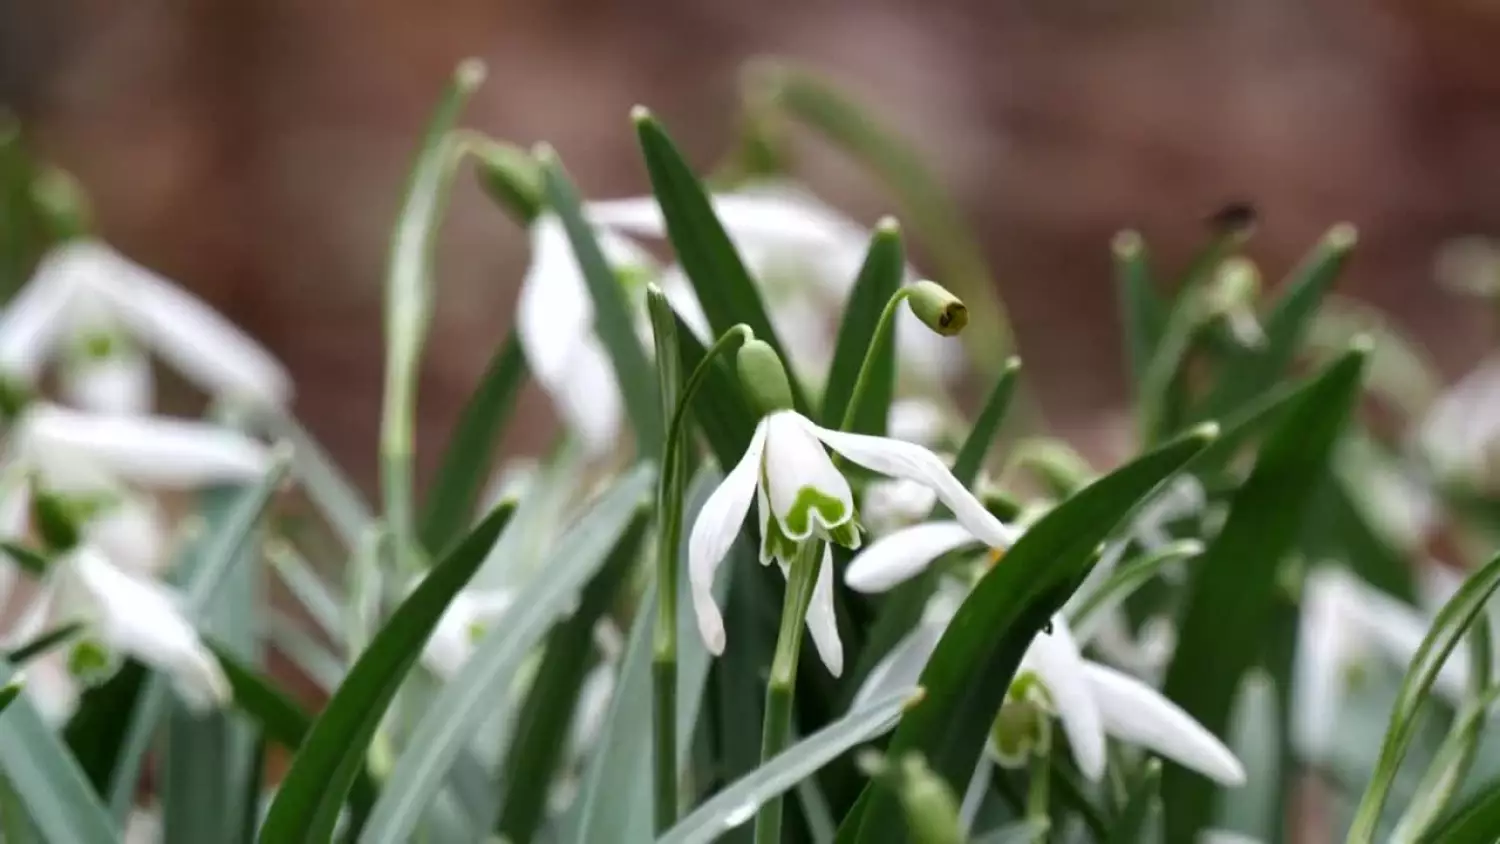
(828, 517, 862, 550)
(467, 620, 487, 644)
(67, 637, 117, 686)
(0, 376, 32, 421)
(990, 672, 1053, 768)
(780, 485, 849, 538)
(761, 514, 801, 565)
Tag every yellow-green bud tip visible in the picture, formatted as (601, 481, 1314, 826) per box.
(875, 216, 900, 236)
(1189, 421, 1221, 442)
(1349, 332, 1375, 355)
(1002, 355, 1022, 373)
(1327, 222, 1358, 252)
(530, 142, 557, 164)
(737, 339, 794, 415)
(907, 280, 967, 337)
(1112, 230, 1143, 257)
(902, 686, 928, 711)
(455, 58, 488, 88)
(630, 105, 652, 124)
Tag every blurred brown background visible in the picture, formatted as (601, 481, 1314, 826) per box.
(7, 0, 1500, 487)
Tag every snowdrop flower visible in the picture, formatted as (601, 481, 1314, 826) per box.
(1419, 354, 1500, 491)
(1293, 566, 1468, 762)
(588, 184, 960, 383)
(0, 240, 291, 408)
(421, 588, 516, 679)
(688, 339, 1015, 676)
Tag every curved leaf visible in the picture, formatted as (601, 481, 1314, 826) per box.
(821, 221, 903, 433)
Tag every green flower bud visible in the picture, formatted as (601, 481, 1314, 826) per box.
(894, 755, 965, 844)
(473, 139, 544, 224)
(989, 670, 1054, 768)
(33, 166, 90, 241)
(906, 281, 967, 337)
(32, 488, 81, 554)
(737, 339, 794, 415)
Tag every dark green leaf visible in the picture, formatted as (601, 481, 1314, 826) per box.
(0, 542, 47, 576)
(821, 221, 904, 433)
(258, 500, 515, 844)
(419, 332, 527, 554)
(1418, 773, 1500, 844)
(844, 426, 1215, 843)
(6, 622, 82, 665)
(538, 148, 663, 453)
(674, 314, 758, 470)
(1161, 346, 1368, 842)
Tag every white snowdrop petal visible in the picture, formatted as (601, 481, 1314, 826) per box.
(802, 544, 844, 676)
(84, 497, 166, 577)
(70, 547, 229, 710)
(861, 478, 940, 537)
(567, 664, 617, 757)
(78, 243, 290, 406)
(688, 419, 769, 655)
(1025, 616, 1107, 781)
(21, 403, 271, 488)
(886, 399, 948, 447)
(1083, 661, 1246, 786)
(59, 348, 155, 416)
(1292, 568, 1360, 760)
(552, 336, 623, 457)
(519, 216, 595, 386)
(24, 657, 81, 725)
(844, 521, 977, 593)
(853, 621, 944, 710)
(811, 424, 1019, 549)
(763, 413, 853, 542)
(659, 267, 711, 340)
(0, 244, 87, 378)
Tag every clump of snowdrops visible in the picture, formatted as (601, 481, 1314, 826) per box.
(0, 57, 1496, 844)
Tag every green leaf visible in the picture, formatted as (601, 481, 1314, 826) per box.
(1064, 539, 1205, 638)
(659, 688, 918, 844)
(971, 819, 1049, 844)
(6, 622, 82, 665)
(419, 332, 527, 555)
(1213, 670, 1281, 842)
(566, 469, 735, 844)
(821, 221, 903, 433)
(844, 425, 1216, 844)
(1161, 345, 1369, 842)
(267, 540, 343, 641)
(259, 499, 515, 844)
(673, 314, 758, 470)
(1106, 761, 1163, 844)
(1346, 551, 1500, 843)
(751, 61, 1012, 374)
(1418, 773, 1500, 843)
(355, 468, 653, 844)
(948, 359, 1023, 489)
(63, 663, 146, 793)
(255, 409, 373, 549)
(538, 148, 664, 454)
(109, 460, 290, 820)
(379, 58, 485, 573)
(0, 659, 118, 844)
(1113, 230, 1167, 393)
(1196, 223, 1355, 421)
(495, 516, 645, 842)
(0, 541, 47, 576)
(632, 110, 810, 412)
(1390, 685, 1500, 841)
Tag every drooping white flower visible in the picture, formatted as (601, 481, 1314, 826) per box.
(421, 588, 516, 679)
(1419, 354, 1500, 491)
(587, 185, 961, 383)
(688, 402, 1016, 676)
(1293, 566, 1469, 762)
(0, 240, 291, 408)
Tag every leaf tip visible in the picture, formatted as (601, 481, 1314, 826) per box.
(1002, 355, 1022, 374)
(455, 58, 488, 90)
(903, 686, 927, 711)
(530, 142, 558, 167)
(1348, 332, 1376, 357)
(875, 215, 901, 237)
(1112, 229, 1144, 257)
(1327, 222, 1359, 252)
(1187, 420, 1221, 444)
(630, 104, 654, 125)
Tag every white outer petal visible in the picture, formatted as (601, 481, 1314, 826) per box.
(853, 620, 944, 709)
(1084, 661, 1246, 786)
(1024, 616, 1106, 781)
(76, 242, 291, 405)
(518, 216, 594, 386)
(67, 546, 229, 711)
(886, 399, 948, 447)
(566, 663, 617, 758)
(763, 412, 853, 542)
(687, 419, 768, 655)
(59, 347, 154, 416)
(802, 544, 844, 676)
(844, 521, 978, 593)
(1292, 568, 1358, 760)
(20, 403, 271, 488)
(0, 245, 86, 379)
(1420, 354, 1500, 483)
(810, 424, 1019, 549)
(84, 496, 166, 577)
(551, 335, 623, 456)
(861, 478, 940, 537)
(421, 588, 515, 679)
(24, 656, 81, 725)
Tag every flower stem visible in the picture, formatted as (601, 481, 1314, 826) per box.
(648, 311, 753, 832)
(755, 540, 824, 844)
(839, 288, 912, 434)
(1027, 734, 1052, 843)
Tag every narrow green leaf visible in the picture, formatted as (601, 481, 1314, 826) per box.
(949, 359, 1023, 488)
(1417, 773, 1500, 843)
(0, 660, 117, 844)
(255, 409, 373, 549)
(63, 663, 147, 792)
(496, 518, 644, 842)
(356, 468, 653, 844)
(238, 734, 267, 844)
(1197, 224, 1356, 421)
(846, 426, 1216, 843)
(971, 819, 1049, 844)
(1065, 539, 1205, 638)
(659, 688, 918, 844)
(420, 332, 527, 555)
(633, 109, 810, 412)
(0, 679, 21, 713)
(1391, 685, 1500, 842)
(6, 622, 82, 665)
(1346, 551, 1500, 843)
(470, 137, 544, 224)
(0, 541, 47, 576)
(1161, 345, 1369, 842)
(673, 314, 758, 470)
(380, 58, 486, 573)
(752, 62, 1012, 374)
(267, 540, 343, 641)
(259, 499, 515, 844)
(1114, 230, 1167, 393)
(1106, 761, 1163, 844)
(821, 221, 903, 433)
(538, 148, 663, 454)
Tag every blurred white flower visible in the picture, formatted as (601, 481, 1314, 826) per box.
(1293, 566, 1469, 762)
(0, 240, 291, 409)
(1419, 355, 1500, 491)
(587, 185, 961, 384)
(860, 478, 940, 538)
(688, 408, 1016, 676)
(886, 398, 951, 447)
(421, 588, 516, 679)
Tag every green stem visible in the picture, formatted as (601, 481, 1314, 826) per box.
(754, 540, 824, 844)
(839, 289, 912, 435)
(1027, 735, 1052, 843)
(651, 321, 753, 831)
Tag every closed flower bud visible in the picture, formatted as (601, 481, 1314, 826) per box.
(474, 140, 544, 224)
(906, 281, 967, 337)
(895, 755, 965, 844)
(736, 339, 795, 414)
